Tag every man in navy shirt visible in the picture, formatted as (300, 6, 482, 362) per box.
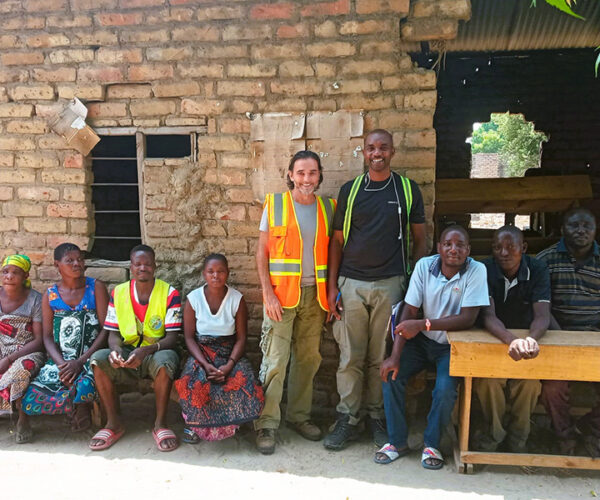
(475, 225, 550, 453)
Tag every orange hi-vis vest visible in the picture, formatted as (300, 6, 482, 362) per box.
(265, 191, 336, 311)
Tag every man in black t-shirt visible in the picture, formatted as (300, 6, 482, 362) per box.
(474, 225, 550, 453)
(324, 129, 427, 451)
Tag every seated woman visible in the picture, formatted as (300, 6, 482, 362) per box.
(22, 243, 109, 432)
(175, 253, 264, 442)
(0, 255, 45, 443)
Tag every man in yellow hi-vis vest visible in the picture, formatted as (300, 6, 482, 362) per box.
(89, 245, 182, 452)
(255, 150, 336, 455)
(324, 129, 427, 451)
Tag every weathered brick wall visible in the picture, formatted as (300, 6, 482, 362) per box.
(470, 152, 503, 179)
(0, 0, 470, 414)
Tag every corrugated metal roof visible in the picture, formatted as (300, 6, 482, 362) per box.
(399, 0, 600, 52)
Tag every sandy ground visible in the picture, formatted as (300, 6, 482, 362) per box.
(2, 393, 600, 500)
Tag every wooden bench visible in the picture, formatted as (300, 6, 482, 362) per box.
(447, 328, 600, 473)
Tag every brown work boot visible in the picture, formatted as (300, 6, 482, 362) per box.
(256, 428, 276, 455)
(287, 420, 323, 441)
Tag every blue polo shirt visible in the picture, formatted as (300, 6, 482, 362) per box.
(404, 255, 490, 344)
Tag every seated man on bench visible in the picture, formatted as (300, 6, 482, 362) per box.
(537, 208, 600, 456)
(89, 244, 182, 452)
(377, 225, 489, 470)
(474, 225, 550, 453)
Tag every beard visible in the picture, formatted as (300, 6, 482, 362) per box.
(294, 183, 316, 195)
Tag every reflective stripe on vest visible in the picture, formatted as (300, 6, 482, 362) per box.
(266, 191, 336, 311)
(114, 279, 169, 347)
(342, 173, 413, 273)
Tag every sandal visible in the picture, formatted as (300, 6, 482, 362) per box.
(89, 428, 125, 451)
(421, 446, 444, 470)
(71, 403, 92, 433)
(374, 443, 409, 464)
(152, 427, 179, 452)
(15, 426, 33, 444)
(182, 427, 200, 444)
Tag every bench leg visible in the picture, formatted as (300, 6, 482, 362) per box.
(456, 377, 473, 474)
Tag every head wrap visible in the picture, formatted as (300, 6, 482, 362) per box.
(2, 254, 32, 288)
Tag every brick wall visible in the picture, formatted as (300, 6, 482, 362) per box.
(0, 0, 470, 414)
(470, 152, 504, 179)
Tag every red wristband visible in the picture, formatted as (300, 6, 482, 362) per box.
(425, 318, 431, 331)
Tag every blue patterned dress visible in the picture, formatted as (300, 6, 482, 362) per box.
(23, 278, 100, 415)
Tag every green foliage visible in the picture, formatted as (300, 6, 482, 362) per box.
(470, 113, 548, 177)
(530, 0, 585, 20)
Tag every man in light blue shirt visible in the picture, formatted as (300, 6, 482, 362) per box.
(375, 225, 489, 470)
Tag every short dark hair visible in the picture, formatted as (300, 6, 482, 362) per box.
(561, 207, 596, 227)
(54, 242, 81, 261)
(286, 150, 323, 190)
(203, 253, 228, 270)
(130, 244, 155, 259)
(494, 225, 523, 244)
(439, 224, 470, 243)
(364, 128, 393, 146)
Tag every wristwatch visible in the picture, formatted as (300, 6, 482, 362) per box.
(425, 318, 431, 331)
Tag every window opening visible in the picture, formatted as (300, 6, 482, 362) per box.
(467, 112, 548, 230)
(90, 135, 141, 261)
(146, 134, 191, 158)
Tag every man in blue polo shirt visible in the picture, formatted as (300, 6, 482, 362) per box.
(375, 225, 489, 470)
(537, 208, 600, 455)
(474, 225, 550, 453)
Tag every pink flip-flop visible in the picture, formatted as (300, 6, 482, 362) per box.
(152, 428, 179, 452)
(89, 428, 125, 451)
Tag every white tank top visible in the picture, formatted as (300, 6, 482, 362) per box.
(187, 285, 243, 338)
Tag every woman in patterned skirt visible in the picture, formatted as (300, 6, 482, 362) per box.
(23, 243, 109, 433)
(175, 253, 264, 442)
(0, 255, 45, 443)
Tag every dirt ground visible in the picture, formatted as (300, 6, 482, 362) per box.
(2, 393, 600, 500)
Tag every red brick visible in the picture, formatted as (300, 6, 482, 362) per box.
(32, 67, 77, 82)
(47, 202, 88, 218)
(250, 3, 294, 20)
(271, 81, 322, 96)
(120, 29, 169, 44)
(340, 20, 393, 35)
(41, 169, 86, 184)
(47, 15, 92, 27)
(0, 69, 28, 83)
(172, 26, 219, 42)
(78, 67, 124, 83)
(382, 72, 436, 90)
(279, 61, 315, 78)
(147, 47, 194, 61)
(355, 0, 409, 14)
(120, 0, 164, 7)
(128, 64, 174, 81)
(218, 118, 250, 135)
(71, 0, 117, 8)
(341, 60, 398, 75)
(95, 12, 143, 26)
(24, 218, 67, 234)
(223, 25, 271, 41)
(34, 103, 63, 118)
(87, 102, 128, 118)
(3, 17, 45, 30)
(314, 20, 337, 37)
(130, 100, 176, 116)
(181, 98, 224, 115)
(301, 0, 349, 16)
(178, 64, 224, 79)
(227, 64, 276, 78)
(57, 84, 104, 100)
(146, 7, 193, 23)
(215, 205, 246, 221)
(23, 0, 66, 11)
(72, 31, 118, 45)
(197, 45, 247, 59)
(49, 49, 94, 64)
(197, 136, 245, 152)
(97, 48, 143, 64)
(64, 154, 84, 169)
(106, 84, 152, 99)
(1, 52, 44, 66)
(153, 81, 201, 97)
(277, 23, 310, 39)
(401, 18, 458, 41)
(6, 119, 47, 134)
(217, 81, 265, 97)
(197, 5, 245, 20)
(26, 34, 70, 48)
(306, 42, 355, 57)
(8, 85, 55, 100)
(251, 43, 301, 59)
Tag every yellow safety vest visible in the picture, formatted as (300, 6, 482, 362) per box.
(114, 279, 170, 347)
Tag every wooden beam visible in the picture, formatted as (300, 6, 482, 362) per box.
(460, 451, 600, 469)
(435, 175, 592, 215)
(448, 330, 600, 380)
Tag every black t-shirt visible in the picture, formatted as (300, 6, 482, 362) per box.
(333, 172, 425, 281)
(483, 254, 551, 329)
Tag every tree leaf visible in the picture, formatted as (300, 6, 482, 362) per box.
(543, 0, 585, 20)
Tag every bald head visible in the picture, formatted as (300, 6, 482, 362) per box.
(364, 129, 393, 147)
